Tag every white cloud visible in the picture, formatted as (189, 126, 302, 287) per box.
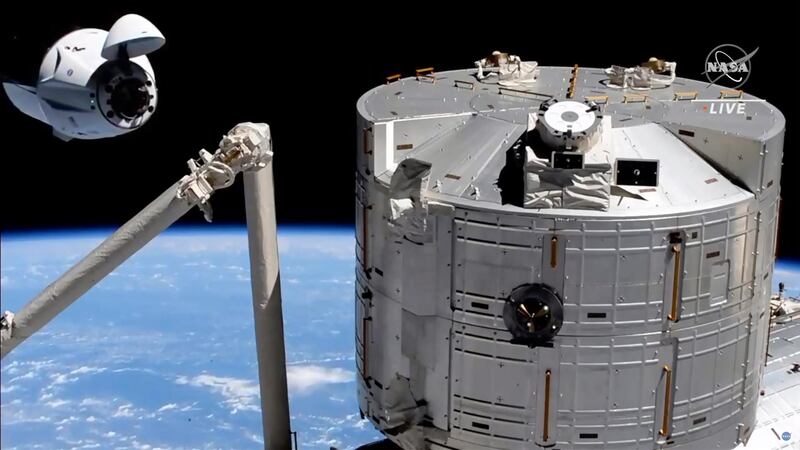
(320, 278, 353, 285)
(311, 432, 342, 449)
(287, 355, 354, 366)
(113, 403, 135, 418)
(20, 359, 56, 371)
(1, 410, 52, 425)
(9, 371, 36, 383)
(156, 403, 178, 413)
(55, 416, 80, 425)
(130, 441, 152, 450)
(72, 366, 104, 376)
(179, 402, 198, 412)
(112, 367, 158, 375)
(51, 366, 106, 385)
(355, 418, 370, 429)
(286, 365, 354, 395)
(79, 398, 105, 407)
(51, 373, 75, 385)
(175, 374, 260, 414)
(45, 399, 69, 408)
(173, 366, 354, 415)
(26, 265, 45, 276)
(246, 432, 264, 445)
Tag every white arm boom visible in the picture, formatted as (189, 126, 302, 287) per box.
(0, 122, 272, 358)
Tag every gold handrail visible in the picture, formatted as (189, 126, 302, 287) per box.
(550, 237, 558, 269)
(416, 67, 434, 76)
(623, 93, 648, 103)
(585, 95, 609, 104)
(567, 64, 579, 99)
(669, 244, 681, 321)
(719, 89, 743, 99)
(660, 365, 672, 437)
(673, 91, 698, 101)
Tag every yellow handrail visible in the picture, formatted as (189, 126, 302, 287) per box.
(660, 365, 672, 437)
(550, 237, 558, 269)
(385, 74, 401, 84)
(669, 244, 681, 321)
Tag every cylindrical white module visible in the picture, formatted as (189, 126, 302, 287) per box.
(354, 67, 784, 450)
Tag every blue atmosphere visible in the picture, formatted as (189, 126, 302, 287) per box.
(0, 227, 798, 450)
(0, 226, 381, 450)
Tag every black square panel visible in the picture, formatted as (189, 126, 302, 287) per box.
(552, 151, 584, 169)
(615, 159, 659, 186)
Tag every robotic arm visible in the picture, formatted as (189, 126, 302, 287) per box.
(0, 122, 272, 357)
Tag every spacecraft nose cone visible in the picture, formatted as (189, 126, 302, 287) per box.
(102, 14, 165, 60)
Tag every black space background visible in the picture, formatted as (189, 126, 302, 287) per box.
(0, 4, 798, 258)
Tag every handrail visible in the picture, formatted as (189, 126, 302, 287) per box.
(544, 369, 552, 441)
(660, 365, 672, 437)
(550, 237, 559, 269)
(669, 244, 682, 321)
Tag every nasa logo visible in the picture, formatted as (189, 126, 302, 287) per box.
(783, 431, 791, 441)
(703, 44, 759, 89)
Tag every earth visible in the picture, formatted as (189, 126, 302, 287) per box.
(0, 227, 382, 450)
(1, 227, 798, 450)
